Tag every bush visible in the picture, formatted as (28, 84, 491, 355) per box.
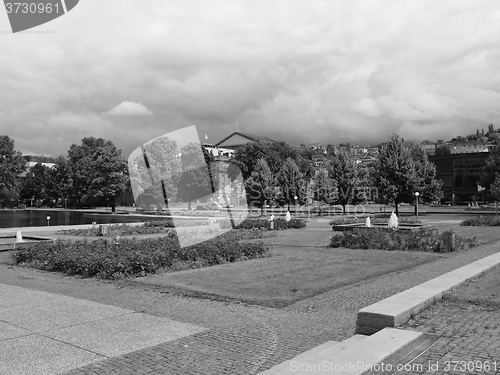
(219, 218, 306, 230)
(329, 216, 420, 226)
(329, 227, 475, 252)
(13, 231, 269, 279)
(60, 219, 210, 237)
(461, 216, 500, 226)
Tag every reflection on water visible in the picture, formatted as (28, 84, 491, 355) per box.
(0, 209, 145, 228)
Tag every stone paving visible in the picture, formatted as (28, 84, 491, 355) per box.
(0, 218, 499, 374)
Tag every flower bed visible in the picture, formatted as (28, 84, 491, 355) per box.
(461, 216, 500, 226)
(329, 227, 476, 252)
(219, 217, 306, 230)
(13, 231, 269, 279)
(60, 219, 210, 237)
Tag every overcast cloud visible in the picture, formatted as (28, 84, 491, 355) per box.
(1, 0, 500, 157)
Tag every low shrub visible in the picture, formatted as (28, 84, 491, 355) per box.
(329, 227, 475, 252)
(460, 216, 500, 226)
(13, 231, 269, 279)
(329, 217, 420, 225)
(60, 219, 209, 237)
(219, 218, 306, 230)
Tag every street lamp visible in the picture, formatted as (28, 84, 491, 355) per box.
(47, 216, 50, 226)
(414, 192, 420, 219)
(294, 195, 298, 218)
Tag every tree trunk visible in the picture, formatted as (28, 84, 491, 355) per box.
(395, 202, 399, 216)
(342, 204, 346, 215)
(188, 201, 192, 210)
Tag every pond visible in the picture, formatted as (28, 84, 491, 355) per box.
(0, 209, 146, 228)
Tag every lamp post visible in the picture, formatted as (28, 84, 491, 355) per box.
(294, 195, 298, 218)
(31, 197, 34, 207)
(414, 192, 420, 219)
(47, 216, 50, 226)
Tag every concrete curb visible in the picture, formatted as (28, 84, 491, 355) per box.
(356, 251, 500, 335)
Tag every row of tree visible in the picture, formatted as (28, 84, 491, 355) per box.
(0, 136, 130, 211)
(2, 132, 500, 214)
(230, 135, 442, 215)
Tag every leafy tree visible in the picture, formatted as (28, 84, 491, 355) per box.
(128, 136, 182, 210)
(67, 137, 108, 207)
(328, 149, 360, 214)
(231, 141, 310, 180)
(20, 163, 52, 206)
(314, 168, 337, 215)
(408, 143, 442, 206)
(0, 135, 26, 206)
(490, 174, 500, 211)
(374, 134, 441, 215)
(176, 143, 216, 210)
(244, 158, 276, 215)
(68, 137, 129, 211)
(480, 145, 500, 196)
(276, 158, 304, 210)
(46, 156, 73, 208)
(435, 145, 451, 155)
(86, 143, 129, 212)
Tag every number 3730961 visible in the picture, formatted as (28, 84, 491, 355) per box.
(5, 2, 61, 14)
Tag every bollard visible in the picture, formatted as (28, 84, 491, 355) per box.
(441, 230, 455, 251)
(99, 225, 108, 236)
(269, 214, 275, 230)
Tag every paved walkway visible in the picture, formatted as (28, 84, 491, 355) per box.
(0, 218, 499, 374)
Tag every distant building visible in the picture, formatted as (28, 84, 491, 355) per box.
(214, 132, 276, 149)
(429, 152, 490, 204)
(19, 161, 56, 178)
(421, 143, 436, 155)
(449, 140, 493, 154)
(209, 132, 276, 205)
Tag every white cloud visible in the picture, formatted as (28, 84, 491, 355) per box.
(106, 102, 153, 117)
(2, 0, 500, 157)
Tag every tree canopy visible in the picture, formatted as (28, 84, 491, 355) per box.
(374, 134, 441, 215)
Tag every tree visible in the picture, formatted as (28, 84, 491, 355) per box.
(128, 136, 182, 210)
(68, 137, 129, 211)
(488, 124, 494, 134)
(276, 158, 304, 211)
(67, 137, 108, 207)
(435, 145, 451, 155)
(374, 134, 441, 215)
(244, 158, 276, 215)
(46, 156, 73, 208)
(87, 143, 129, 212)
(0, 136, 26, 207)
(314, 168, 337, 215)
(328, 149, 359, 214)
(20, 163, 52, 206)
(408, 143, 442, 206)
(480, 145, 500, 196)
(490, 174, 500, 213)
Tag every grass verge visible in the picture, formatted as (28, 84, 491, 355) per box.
(136, 245, 442, 308)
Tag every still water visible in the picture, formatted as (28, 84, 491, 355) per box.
(0, 209, 145, 228)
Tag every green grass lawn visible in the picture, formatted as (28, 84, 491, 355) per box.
(446, 264, 500, 308)
(136, 245, 443, 308)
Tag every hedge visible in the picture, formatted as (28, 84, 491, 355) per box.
(13, 231, 268, 279)
(61, 219, 210, 237)
(329, 227, 476, 252)
(219, 218, 306, 230)
(461, 216, 500, 226)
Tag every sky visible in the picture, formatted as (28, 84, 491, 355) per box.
(1, 0, 500, 158)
